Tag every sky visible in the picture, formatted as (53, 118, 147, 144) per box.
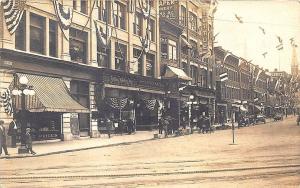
(214, 0, 300, 73)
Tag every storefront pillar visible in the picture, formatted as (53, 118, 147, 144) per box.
(0, 70, 14, 146)
(89, 82, 99, 138)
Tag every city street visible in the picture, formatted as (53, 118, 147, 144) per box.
(1, 117, 300, 188)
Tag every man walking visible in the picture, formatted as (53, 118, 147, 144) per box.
(0, 120, 9, 156)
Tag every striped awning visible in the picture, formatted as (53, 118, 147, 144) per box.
(13, 73, 89, 113)
(164, 66, 192, 81)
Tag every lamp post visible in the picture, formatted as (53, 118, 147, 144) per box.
(12, 75, 35, 154)
(188, 94, 196, 133)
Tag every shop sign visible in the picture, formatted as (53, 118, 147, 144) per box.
(37, 131, 60, 139)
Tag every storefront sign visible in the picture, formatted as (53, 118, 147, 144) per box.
(37, 131, 60, 139)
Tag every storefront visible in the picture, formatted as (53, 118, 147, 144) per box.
(11, 73, 90, 141)
(95, 68, 165, 131)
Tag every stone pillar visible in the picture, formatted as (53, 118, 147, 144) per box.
(45, 18, 50, 56)
(110, 38, 116, 70)
(89, 82, 99, 137)
(0, 70, 14, 146)
(25, 11, 30, 52)
(0, 8, 14, 49)
(62, 78, 73, 140)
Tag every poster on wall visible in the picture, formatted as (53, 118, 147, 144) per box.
(70, 113, 80, 136)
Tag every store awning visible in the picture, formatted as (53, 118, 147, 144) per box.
(181, 37, 192, 49)
(164, 66, 192, 81)
(14, 73, 89, 113)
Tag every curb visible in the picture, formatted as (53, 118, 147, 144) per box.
(0, 138, 154, 159)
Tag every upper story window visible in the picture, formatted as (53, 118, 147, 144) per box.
(49, 20, 57, 57)
(133, 48, 143, 75)
(189, 12, 197, 31)
(80, 0, 87, 14)
(69, 28, 88, 64)
(97, 37, 109, 68)
(180, 5, 186, 26)
(146, 53, 155, 77)
(113, 2, 126, 30)
(73, 0, 77, 10)
(98, 0, 109, 23)
(115, 42, 127, 71)
(15, 13, 26, 51)
(30, 13, 45, 54)
(149, 19, 155, 42)
(133, 13, 142, 36)
(168, 39, 177, 61)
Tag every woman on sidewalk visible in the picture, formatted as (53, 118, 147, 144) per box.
(0, 120, 9, 156)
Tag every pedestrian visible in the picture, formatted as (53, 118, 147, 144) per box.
(106, 119, 112, 138)
(8, 118, 18, 148)
(25, 128, 36, 155)
(158, 118, 164, 135)
(163, 118, 169, 138)
(0, 120, 9, 156)
(127, 119, 134, 135)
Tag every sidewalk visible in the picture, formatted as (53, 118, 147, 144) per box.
(0, 131, 156, 159)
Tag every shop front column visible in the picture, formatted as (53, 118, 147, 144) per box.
(62, 78, 73, 140)
(0, 70, 14, 146)
(0, 8, 14, 49)
(89, 82, 99, 138)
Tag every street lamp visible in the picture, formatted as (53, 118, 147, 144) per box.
(188, 94, 196, 133)
(12, 75, 35, 154)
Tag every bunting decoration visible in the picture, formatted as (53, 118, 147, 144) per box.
(106, 97, 128, 110)
(1, 0, 26, 34)
(143, 99, 157, 111)
(52, 0, 73, 39)
(0, 89, 14, 116)
(138, 0, 151, 18)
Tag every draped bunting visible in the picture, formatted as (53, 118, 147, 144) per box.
(0, 88, 13, 116)
(106, 98, 128, 110)
(143, 99, 157, 111)
(138, 0, 150, 18)
(52, 0, 73, 38)
(1, 0, 26, 34)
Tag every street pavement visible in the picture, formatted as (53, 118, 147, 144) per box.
(0, 116, 299, 187)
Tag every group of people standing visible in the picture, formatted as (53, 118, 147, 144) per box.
(0, 118, 36, 156)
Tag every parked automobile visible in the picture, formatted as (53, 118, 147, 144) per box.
(256, 115, 266, 124)
(273, 113, 283, 121)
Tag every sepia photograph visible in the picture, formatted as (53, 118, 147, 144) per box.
(0, 0, 299, 187)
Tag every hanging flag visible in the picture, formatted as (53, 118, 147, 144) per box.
(220, 72, 228, 82)
(52, 0, 73, 38)
(255, 69, 263, 85)
(209, 0, 218, 16)
(274, 77, 281, 90)
(94, 20, 107, 47)
(1, 0, 26, 34)
(138, 0, 150, 18)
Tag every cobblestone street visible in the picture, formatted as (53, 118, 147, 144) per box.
(1, 116, 300, 187)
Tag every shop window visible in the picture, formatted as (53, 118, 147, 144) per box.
(30, 13, 45, 54)
(115, 42, 127, 71)
(113, 2, 126, 30)
(149, 19, 155, 42)
(133, 48, 143, 75)
(133, 13, 142, 36)
(168, 40, 177, 60)
(49, 20, 57, 57)
(146, 53, 155, 77)
(81, 0, 87, 14)
(15, 13, 26, 51)
(70, 80, 90, 133)
(69, 28, 88, 64)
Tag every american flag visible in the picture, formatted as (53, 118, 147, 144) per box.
(1, 0, 26, 34)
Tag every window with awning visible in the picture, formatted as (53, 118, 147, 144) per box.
(163, 66, 192, 81)
(12, 73, 89, 113)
